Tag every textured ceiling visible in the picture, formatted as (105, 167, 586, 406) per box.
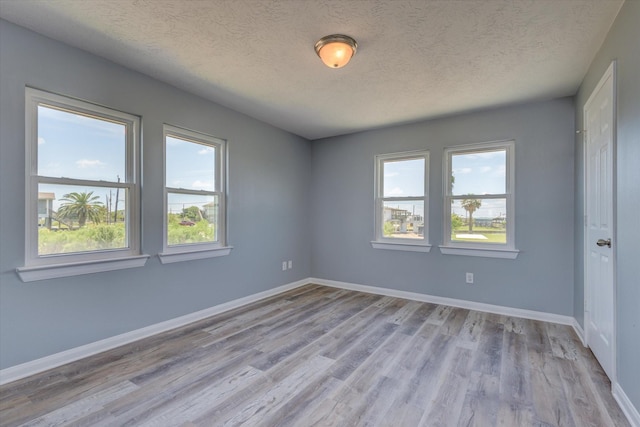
(0, 0, 623, 140)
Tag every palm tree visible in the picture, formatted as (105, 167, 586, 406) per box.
(461, 197, 482, 232)
(57, 191, 103, 228)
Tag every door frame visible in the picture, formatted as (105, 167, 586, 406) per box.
(582, 60, 617, 382)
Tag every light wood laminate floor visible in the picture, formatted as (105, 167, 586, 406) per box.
(0, 284, 630, 426)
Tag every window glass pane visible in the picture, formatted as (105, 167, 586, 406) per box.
(37, 184, 128, 255)
(167, 193, 218, 246)
(166, 136, 216, 191)
(451, 150, 505, 196)
(451, 198, 506, 243)
(37, 105, 126, 181)
(382, 200, 424, 239)
(383, 158, 424, 197)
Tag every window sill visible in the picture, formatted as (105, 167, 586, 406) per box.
(17, 254, 150, 282)
(158, 246, 233, 264)
(371, 241, 432, 253)
(438, 246, 519, 259)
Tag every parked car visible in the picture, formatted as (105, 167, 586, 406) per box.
(179, 220, 195, 226)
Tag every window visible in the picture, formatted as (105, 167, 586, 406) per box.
(441, 140, 518, 258)
(158, 125, 230, 264)
(18, 88, 147, 282)
(372, 151, 430, 252)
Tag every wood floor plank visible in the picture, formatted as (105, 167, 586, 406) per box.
(397, 301, 437, 335)
(457, 309, 486, 349)
(500, 331, 532, 405)
(457, 371, 501, 427)
(220, 355, 334, 427)
(472, 318, 504, 376)
(439, 307, 470, 336)
(328, 321, 398, 381)
(19, 381, 139, 427)
(253, 375, 343, 427)
(0, 285, 630, 427)
(527, 344, 576, 427)
(420, 346, 473, 427)
(427, 304, 453, 326)
(574, 345, 631, 427)
(557, 357, 616, 427)
(342, 327, 413, 395)
(133, 366, 265, 426)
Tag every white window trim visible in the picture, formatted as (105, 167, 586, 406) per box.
(440, 140, 518, 259)
(16, 255, 150, 282)
(372, 150, 430, 252)
(158, 124, 230, 264)
(158, 247, 232, 264)
(20, 88, 147, 281)
(371, 241, 432, 252)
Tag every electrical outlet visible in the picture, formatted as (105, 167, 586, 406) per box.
(288, 260, 292, 269)
(466, 272, 474, 284)
(282, 261, 287, 271)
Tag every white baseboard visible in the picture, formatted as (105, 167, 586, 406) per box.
(0, 273, 612, 411)
(572, 318, 587, 346)
(309, 277, 638, 427)
(0, 278, 309, 386)
(309, 277, 576, 326)
(613, 382, 640, 427)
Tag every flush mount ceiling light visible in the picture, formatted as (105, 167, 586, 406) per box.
(314, 34, 357, 69)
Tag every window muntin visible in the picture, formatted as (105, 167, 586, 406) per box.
(163, 125, 226, 253)
(25, 88, 140, 266)
(444, 141, 514, 249)
(375, 151, 429, 244)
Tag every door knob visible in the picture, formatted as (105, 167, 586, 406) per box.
(596, 238, 611, 248)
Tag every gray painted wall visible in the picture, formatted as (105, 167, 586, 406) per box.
(0, 20, 312, 370)
(311, 99, 575, 315)
(575, 0, 640, 412)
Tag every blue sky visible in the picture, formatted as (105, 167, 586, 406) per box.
(166, 136, 216, 214)
(383, 150, 507, 219)
(383, 158, 425, 217)
(38, 106, 216, 213)
(451, 150, 507, 219)
(39, 105, 504, 219)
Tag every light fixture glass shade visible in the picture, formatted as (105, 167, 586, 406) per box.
(315, 34, 357, 69)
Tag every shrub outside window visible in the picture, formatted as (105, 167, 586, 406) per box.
(372, 151, 430, 252)
(23, 88, 142, 265)
(442, 140, 517, 258)
(159, 125, 229, 263)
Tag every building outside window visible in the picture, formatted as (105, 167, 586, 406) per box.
(22, 88, 142, 273)
(442, 140, 518, 258)
(159, 124, 230, 264)
(372, 150, 430, 252)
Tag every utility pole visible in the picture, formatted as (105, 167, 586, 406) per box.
(114, 175, 120, 222)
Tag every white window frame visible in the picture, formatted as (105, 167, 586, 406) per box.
(371, 150, 431, 253)
(440, 140, 519, 259)
(158, 124, 231, 264)
(17, 88, 148, 282)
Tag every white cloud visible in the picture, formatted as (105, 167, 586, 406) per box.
(493, 165, 506, 177)
(76, 159, 106, 168)
(480, 166, 492, 173)
(192, 180, 212, 188)
(198, 147, 215, 155)
(387, 187, 404, 195)
(38, 137, 46, 145)
(454, 167, 473, 174)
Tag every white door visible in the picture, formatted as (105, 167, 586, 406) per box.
(584, 62, 616, 380)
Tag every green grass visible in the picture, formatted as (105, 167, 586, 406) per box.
(452, 226, 506, 244)
(38, 219, 216, 255)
